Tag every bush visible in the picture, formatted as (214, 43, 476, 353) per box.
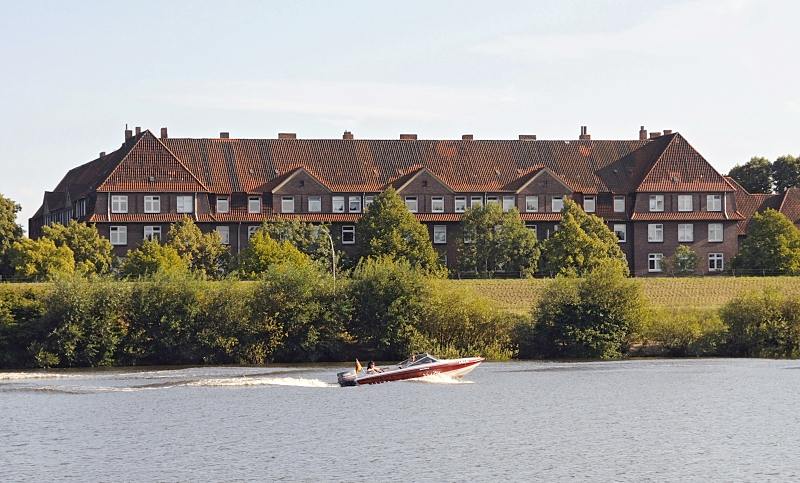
(638, 308, 727, 356)
(0, 285, 47, 367)
(721, 288, 800, 358)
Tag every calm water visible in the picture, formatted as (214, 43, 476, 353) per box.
(2, 359, 800, 482)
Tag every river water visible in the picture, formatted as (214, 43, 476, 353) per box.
(2, 359, 799, 481)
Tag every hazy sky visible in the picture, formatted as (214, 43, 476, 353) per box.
(2, 0, 799, 230)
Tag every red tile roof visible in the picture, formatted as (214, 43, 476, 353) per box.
(631, 211, 743, 221)
(636, 134, 733, 193)
(778, 187, 800, 225)
(725, 176, 783, 234)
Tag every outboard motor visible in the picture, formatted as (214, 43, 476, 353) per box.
(337, 370, 358, 387)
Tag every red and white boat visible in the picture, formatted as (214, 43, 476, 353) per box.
(337, 353, 483, 386)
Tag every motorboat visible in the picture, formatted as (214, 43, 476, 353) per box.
(337, 353, 483, 387)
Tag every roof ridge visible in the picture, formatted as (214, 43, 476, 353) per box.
(151, 131, 211, 192)
(634, 133, 678, 191)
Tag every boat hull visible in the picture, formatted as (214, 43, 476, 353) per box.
(338, 357, 483, 386)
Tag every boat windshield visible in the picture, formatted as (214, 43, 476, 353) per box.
(398, 353, 438, 367)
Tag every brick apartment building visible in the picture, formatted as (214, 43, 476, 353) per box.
(29, 126, 800, 276)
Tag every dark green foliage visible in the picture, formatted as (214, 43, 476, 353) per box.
(0, 193, 24, 279)
(728, 156, 773, 193)
(638, 308, 727, 356)
(166, 217, 229, 277)
(41, 221, 113, 275)
(772, 155, 800, 193)
(721, 289, 800, 358)
(664, 245, 699, 275)
(733, 209, 800, 275)
(257, 219, 338, 269)
(0, 285, 46, 367)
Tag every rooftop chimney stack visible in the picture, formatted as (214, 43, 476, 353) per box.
(160, 127, 168, 139)
(639, 125, 647, 140)
(663, 129, 673, 135)
(519, 134, 537, 140)
(579, 126, 591, 140)
(278, 132, 297, 139)
(343, 130, 354, 140)
(399, 133, 418, 140)
(99, 152, 106, 158)
(220, 132, 230, 139)
(124, 128, 133, 141)
(650, 131, 662, 139)
(462, 134, 474, 140)
(135, 126, 141, 135)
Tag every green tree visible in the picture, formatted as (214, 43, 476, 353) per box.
(355, 188, 441, 272)
(772, 154, 800, 193)
(120, 239, 188, 278)
(522, 260, 646, 359)
(166, 217, 228, 277)
(8, 238, 75, 281)
(0, 194, 24, 278)
(733, 209, 800, 275)
(664, 245, 698, 275)
(41, 220, 113, 275)
(257, 219, 337, 268)
(237, 229, 312, 278)
(721, 289, 800, 358)
(728, 156, 773, 193)
(457, 203, 539, 277)
(540, 198, 628, 276)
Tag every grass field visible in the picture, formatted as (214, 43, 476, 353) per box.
(446, 277, 800, 314)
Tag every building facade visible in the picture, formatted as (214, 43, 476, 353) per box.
(30, 126, 800, 276)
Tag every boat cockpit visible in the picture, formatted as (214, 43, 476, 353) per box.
(398, 353, 438, 368)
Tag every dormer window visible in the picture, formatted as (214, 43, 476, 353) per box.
(281, 196, 295, 213)
(111, 195, 128, 214)
(649, 195, 664, 212)
(613, 196, 625, 213)
(551, 196, 564, 212)
(502, 196, 515, 212)
(707, 194, 722, 212)
(216, 196, 229, 213)
(526, 196, 539, 213)
(583, 196, 595, 213)
(405, 196, 418, 213)
(308, 196, 321, 212)
(248, 196, 261, 214)
(431, 196, 445, 213)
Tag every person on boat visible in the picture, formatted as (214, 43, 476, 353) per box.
(366, 361, 383, 374)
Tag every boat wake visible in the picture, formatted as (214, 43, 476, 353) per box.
(188, 376, 336, 388)
(409, 373, 475, 385)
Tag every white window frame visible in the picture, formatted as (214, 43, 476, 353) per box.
(502, 196, 515, 212)
(364, 195, 375, 208)
(247, 196, 261, 214)
(216, 196, 230, 214)
(308, 196, 321, 213)
(613, 195, 625, 213)
(708, 253, 724, 272)
(613, 224, 626, 243)
(525, 222, 537, 237)
(708, 223, 723, 242)
(648, 253, 664, 273)
(341, 225, 356, 244)
(332, 196, 345, 213)
(583, 196, 596, 213)
(144, 225, 161, 241)
(678, 223, 694, 242)
(431, 196, 445, 213)
(454, 196, 467, 213)
(707, 194, 722, 212)
(281, 196, 295, 213)
(525, 195, 539, 213)
(109, 226, 127, 246)
(649, 194, 664, 212)
(247, 225, 259, 239)
(144, 195, 160, 214)
(433, 225, 447, 244)
(348, 196, 362, 213)
(648, 223, 664, 243)
(486, 196, 499, 206)
(470, 196, 483, 208)
(216, 226, 230, 245)
(176, 195, 194, 214)
(678, 195, 693, 212)
(551, 196, 564, 212)
(111, 195, 128, 214)
(405, 196, 418, 213)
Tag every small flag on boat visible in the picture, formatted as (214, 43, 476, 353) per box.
(355, 359, 362, 373)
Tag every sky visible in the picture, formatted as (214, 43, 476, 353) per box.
(1, 0, 799, 230)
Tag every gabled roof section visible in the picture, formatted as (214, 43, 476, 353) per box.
(387, 166, 454, 193)
(726, 176, 783, 234)
(504, 165, 573, 193)
(778, 187, 800, 225)
(96, 131, 209, 192)
(261, 166, 332, 193)
(636, 133, 733, 193)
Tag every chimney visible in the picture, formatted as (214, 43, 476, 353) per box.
(519, 134, 537, 141)
(135, 126, 141, 135)
(220, 132, 230, 139)
(160, 127, 168, 139)
(639, 125, 647, 140)
(400, 134, 417, 140)
(650, 131, 662, 139)
(99, 151, 106, 158)
(579, 126, 591, 140)
(462, 134, 474, 140)
(124, 129, 133, 141)
(663, 129, 673, 135)
(278, 132, 297, 139)
(343, 130, 354, 140)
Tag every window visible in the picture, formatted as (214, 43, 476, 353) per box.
(248, 226, 259, 239)
(613, 224, 626, 243)
(177, 195, 194, 214)
(216, 196, 229, 213)
(551, 196, 564, 212)
(583, 196, 596, 213)
(332, 196, 345, 213)
(216, 226, 230, 245)
(648, 253, 664, 273)
(707, 194, 722, 212)
(708, 253, 724, 272)
(144, 196, 160, 214)
(502, 196, 515, 212)
(248, 196, 261, 214)
(454, 196, 467, 213)
(364, 196, 375, 208)
(486, 196, 499, 206)
(678, 223, 694, 242)
(525, 222, 537, 237)
(470, 196, 483, 208)
(281, 196, 295, 213)
(109, 226, 127, 245)
(678, 195, 693, 212)
(341, 225, 356, 244)
(308, 196, 321, 212)
(648, 224, 664, 242)
(349, 196, 362, 213)
(614, 196, 625, 213)
(433, 225, 447, 244)
(144, 225, 161, 241)
(525, 196, 539, 213)
(708, 223, 723, 242)
(405, 196, 418, 213)
(649, 195, 664, 212)
(111, 195, 128, 214)
(431, 196, 444, 213)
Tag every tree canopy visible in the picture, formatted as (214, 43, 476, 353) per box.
(256, 219, 337, 268)
(0, 193, 24, 278)
(773, 155, 800, 193)
(8, 238, 75, 281)
(728, 156, 773, 193)
(120, 239, 188, 278)
(457, 203, 539, 277)
(733, 209, 800, 274)
(41, 220, 113, 275)
(166, 217, 228, 277)
(237, 229, 312, 278)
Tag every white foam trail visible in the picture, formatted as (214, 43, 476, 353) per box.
(410, 373, 474, 385)
(0, 372, 88, 381)
(188, 376, 335, 388)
